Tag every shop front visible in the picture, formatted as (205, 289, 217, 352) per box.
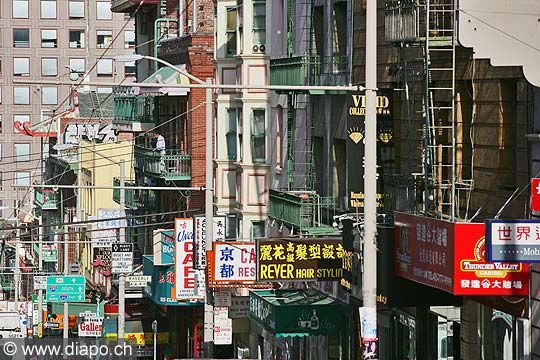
(248, 288, 348, 360)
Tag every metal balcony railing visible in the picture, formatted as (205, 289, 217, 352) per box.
(114, 88, 157, 124)
(134, 145, 191, 181)
(34, 189, 60, 210)
(269, 55, 350, 89)
(269, 189, 340, 236)
(112, 178, 158, 210)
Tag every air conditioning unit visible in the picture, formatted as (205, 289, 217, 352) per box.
(252, 44, 266, 53)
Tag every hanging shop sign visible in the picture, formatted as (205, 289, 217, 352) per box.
(394, 212, 529, 296)
(153, 229, 174, 265)
(78, 311, 104, 337)
(257, 238, 343, 282)
(93, 209, 121, 248)
(193, 215, 226, 270)
(175, 218, 205, 300)
(207, 242, 262, 287)
(531, 178, 540, 213)
(486, 219, 540, 262)
(346, 89, 394, 212)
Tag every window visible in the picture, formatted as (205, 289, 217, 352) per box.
(41, 29, 58, 48)
(41, 0, 57, 18)
(69, 0, 84, 18)
(225, 214, 238, 239)
(251, 220, 266, 240)
(97, 30, 113, 48)
(226, 108, 237, 160)
(42, 87, 58, 104)
(251, 109, 265, 162)
(124, 61, 136, 77)
(276, 105, 283, 168)
(69, 58, 85, 73)
(252, 0, 266, 46)
(96, 2, 112, 20)
(13, 29, 29, 47)
(13, 87, 30, 105)
(13, 58, 30, 77)
(69, 30, 85, 48)
(13, 115, 30, 134)
(13, 0, 28, 18)
(226, 7, 237, 56)
(97, 59, 113, 76)
(124, 30, 135, 48)
(14, 172, 30, 187)
(15, 143, 30, 162)
(41, 58, 58, 77)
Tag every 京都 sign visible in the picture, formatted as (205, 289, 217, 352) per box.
(487, 219, 540, 262)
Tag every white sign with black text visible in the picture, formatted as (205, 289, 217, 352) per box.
(193, 215, 225, 269)
(111, 243, 133, 274)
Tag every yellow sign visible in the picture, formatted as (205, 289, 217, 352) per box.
(106, 332, 169, 345)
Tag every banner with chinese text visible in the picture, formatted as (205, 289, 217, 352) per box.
(175, 218, 205, 300)
(257, 238, 343, 281)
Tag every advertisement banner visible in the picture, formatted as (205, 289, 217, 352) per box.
(346, 89, 394, 212)
(193, 216, 226, 270)
(486, 219, 540, 262)
(213, 307, 232, 345)
(78, 311, 103, 337)
(175, 218, 205, 300)
(207, 242, 258, 286)
(394, 212, 529, 296)
(153, 229, 174, 265)
(257, 238, 343, 281)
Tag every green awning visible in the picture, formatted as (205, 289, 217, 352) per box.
(140, 65, 190, 96)
(249, 289, 347, 337)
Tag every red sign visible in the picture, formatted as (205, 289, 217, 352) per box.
(532, 178, 540, 212)
(394, 212, 528, 296)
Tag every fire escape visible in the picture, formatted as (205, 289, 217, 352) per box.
(385, 0, 473, 220)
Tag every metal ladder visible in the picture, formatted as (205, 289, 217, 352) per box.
(90, 90, 103, 120)
(423, 0, 457, 218)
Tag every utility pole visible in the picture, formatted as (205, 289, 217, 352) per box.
(118, 159, 126, 343)
(37, 215, 44, 328)
(363, 0, 378, 357)
(63, 213, 70, 340)
(203, 78, 214, 357)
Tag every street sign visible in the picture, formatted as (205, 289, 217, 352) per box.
(70, 262, 80, 274)
(126, 275, 151, 287)
(34, 276, 47, 290)
(112, 243, 133, 274)
(46, 276, 86, 303)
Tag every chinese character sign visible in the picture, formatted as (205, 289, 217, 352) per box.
(257, 238, 343, 281)
(487, 219, 540, 262)
(175, 218, 205, 300)
(193, 216, 226, 270)
(208, 242, 258, 285)
(532, 178, 540, 212)
(153, 229, 174, 265)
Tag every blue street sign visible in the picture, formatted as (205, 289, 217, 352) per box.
(46, 276, 86, 303)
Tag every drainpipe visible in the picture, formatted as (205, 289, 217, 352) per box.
(193, 0, 198, 33)
(179, 0, 184, 36)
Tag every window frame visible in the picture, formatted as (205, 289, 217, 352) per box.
(69, 58, 86, 74)
(13, 86, 30, 105)
(97, 30, 113, 48)
(124, 30, 135, 49)
(225, 7, 237, 57)
(42, 86, 58, 105)
(14, 172, 31, 187)
(13, 29, 30, 48)
(252, 0, 266, 46)
(41, 58, 58, 77)
(41, 0, 57, 19)
(13, 57, 30, 77)
(226, 108, 238, 160)
(251, 220, 266, 240)
(251, 108, 266, 163)
(13, 114, 30, 134)
(97, 59, 113, 77)
(69, 29, 85, 48)
(41, 29, 58, 48)
(96, 1, 113, 20)
(14, 143, 30, 162)
(13, 0, 29, 19)
(69, 0, 85, 18)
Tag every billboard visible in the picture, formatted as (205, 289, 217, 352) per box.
(257, 238, 343, 281)
(174, 218, 205, 300)
(394, 212, 528, 296)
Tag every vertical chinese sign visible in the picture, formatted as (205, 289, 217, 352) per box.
(175, 218, 205, 300)
(193, 216, 226, 270)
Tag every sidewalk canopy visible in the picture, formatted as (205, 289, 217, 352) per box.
(249, 288, 347, 337)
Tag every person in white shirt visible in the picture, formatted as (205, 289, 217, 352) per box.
(152, 133, 166, 173)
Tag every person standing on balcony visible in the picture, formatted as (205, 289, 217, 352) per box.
(152, 133, 166, 173)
